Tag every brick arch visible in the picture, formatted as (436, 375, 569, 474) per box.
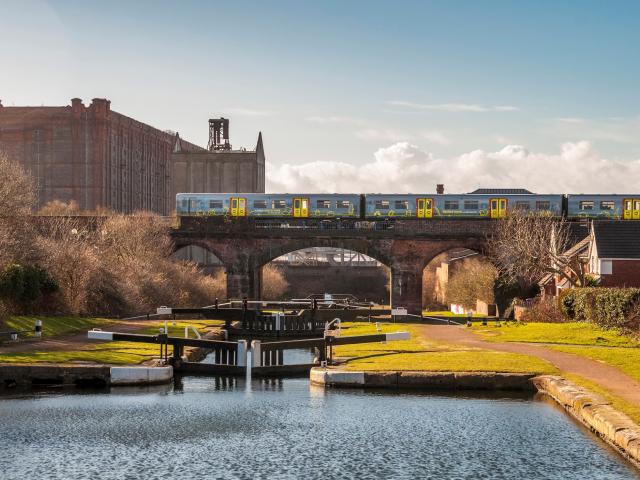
(170, 238, 228, 268)
(252, 238, 393, 269)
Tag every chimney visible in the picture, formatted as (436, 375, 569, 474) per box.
(436, 184, 444, 194)
(0, 99, 3, 108)
(71, 98, 84, 116)
(91, 98, 111, 118)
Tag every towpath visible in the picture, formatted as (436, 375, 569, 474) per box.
(419, 324, 640, 406)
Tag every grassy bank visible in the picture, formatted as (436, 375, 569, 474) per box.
(335, 322, 556, 374)
(1, 316, 115, 338)
(471, 321, 639, 347)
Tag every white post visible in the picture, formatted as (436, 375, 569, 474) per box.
(237, 340, 247, 367)
(252, 340, 261, 367)
(274, 313, 281, 331)
(34, 319, 42, 338)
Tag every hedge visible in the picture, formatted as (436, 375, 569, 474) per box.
(558, 287, 640, 330)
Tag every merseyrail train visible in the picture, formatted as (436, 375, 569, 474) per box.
(176, 192, 640, 220)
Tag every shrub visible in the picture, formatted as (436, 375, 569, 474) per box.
(446, 259, 497, 310)
(0, 263, 58, 307)
(558, 287, 640, 331)
(521, 297, 566, 323)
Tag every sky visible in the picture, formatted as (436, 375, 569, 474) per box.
(2, 0, 640, 193)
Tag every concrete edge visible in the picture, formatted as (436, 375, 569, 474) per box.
(110, 366, 173, 386)
(533, 375, 640, 466)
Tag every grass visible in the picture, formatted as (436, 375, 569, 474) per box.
(422, 310, 486, 318)
(1, 315, 114, 338)
(471, 321, 639, 347)
(334, 321, 557, 374)
(0, 318, 225, 365)
(562, 373, 640, 425)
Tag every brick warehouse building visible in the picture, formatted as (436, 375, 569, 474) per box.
(0, 98, 265, 215)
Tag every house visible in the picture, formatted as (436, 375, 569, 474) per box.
(588, 221, 640, 287)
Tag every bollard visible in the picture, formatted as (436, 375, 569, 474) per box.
(10, 332, 18, 341)
(34, 319, 42, 338)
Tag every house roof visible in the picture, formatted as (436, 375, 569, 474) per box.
(467, 188, 533, 195)
(593, 221, 640, 259)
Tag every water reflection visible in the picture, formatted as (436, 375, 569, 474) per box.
(0, 377, 637, 480)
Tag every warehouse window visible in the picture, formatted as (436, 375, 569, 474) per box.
(536, 201, 550, 210)
(317, 200, 331, 209)
(375, 200, 390, 210)
(209, 200, 223, 209)
(253, 200, 267, 209)
(464, 200, 479, 210)
(395, 200, 409, 210)
(444, 200, 459, 210)
(580, 201, 594, 211)
(600, 201, 615, 211)
(337, 200, 351, 209)
(272, 199, 287, 209)
(515, 201, 530, 211)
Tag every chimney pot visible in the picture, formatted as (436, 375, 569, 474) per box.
(436, 184, 444, 194)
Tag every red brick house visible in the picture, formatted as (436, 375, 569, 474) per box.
(588, 221, 640, 287)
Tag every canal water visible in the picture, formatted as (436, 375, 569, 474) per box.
(0, 377, 637, 480)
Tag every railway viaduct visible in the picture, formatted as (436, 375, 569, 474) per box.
(171, 217, 493, 314)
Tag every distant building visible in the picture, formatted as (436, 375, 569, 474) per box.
(587, 221, 640, 287)
(0, 98, 265, 215)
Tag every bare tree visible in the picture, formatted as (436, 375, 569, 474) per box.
(488, 210, 587, 289)
(0, 151, 37, 266)
(446, 258, 497, 310)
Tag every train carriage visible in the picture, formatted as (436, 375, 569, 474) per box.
(363, 193, 563, 219)
(566, 194, 640, 220)
(176, 193, 361, 218)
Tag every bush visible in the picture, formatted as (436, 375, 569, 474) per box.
(521, 297, 566, 323)
(446, 259, 497, 310)
(0, 263, 58, 307)
(558, 287, 640, 331)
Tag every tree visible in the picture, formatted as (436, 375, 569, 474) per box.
(446, 258, 497, 310)
(488, 210, 587, 289)
(0, 151, 37, 266)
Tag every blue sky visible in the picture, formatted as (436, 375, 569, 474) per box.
(2, 0, 640, 193)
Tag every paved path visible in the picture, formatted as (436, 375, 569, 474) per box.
(420, 324, 640, 406)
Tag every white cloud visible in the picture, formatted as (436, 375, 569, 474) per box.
(305, 116, 366, 126)
(266, 141, 640, 194)
(387, 100, 519, 113)
(222, 107, 274, 116)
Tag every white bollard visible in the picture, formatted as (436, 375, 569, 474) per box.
(252, 340, 261, 367)
(34, 319, 42, 338)
(237, 340, 247, 367)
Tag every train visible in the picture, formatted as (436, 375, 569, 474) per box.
(176, 192, 640, 220)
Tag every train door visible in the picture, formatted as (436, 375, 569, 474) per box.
(230, 197, 247, 217)
(490, 198, 508, 218)
(293, 197, 309, 218)
(624, 198, 640, 220)
(417, 198, 433, 218)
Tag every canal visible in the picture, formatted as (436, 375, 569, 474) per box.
(0, 376, 637, 480)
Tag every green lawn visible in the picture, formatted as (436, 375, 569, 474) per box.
(1, 316, 114, 338)
(471, 322, 639, 347)
(423, 310, 486, 318)
(335, 322, 556, 374)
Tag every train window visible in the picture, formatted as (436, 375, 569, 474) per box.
(580, 201, 594, 210)
(375, 200, 390, 209)
(189, 199, 199, 211)
(536, 201, 550, 210)
(209, 200, 223, 209)
(444, 200, 459, 210)
(272, 199, 287, 209)
(253, 200, 267, 209)
(600, 201, 615, 211)
(179, 199, 188, 210)
(395, 200, 409, 210)
(515, 201, 530, 211)
(317, 200, 331, 209)
(337, 200, 351, 209)
(464, 200, 478, 210)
